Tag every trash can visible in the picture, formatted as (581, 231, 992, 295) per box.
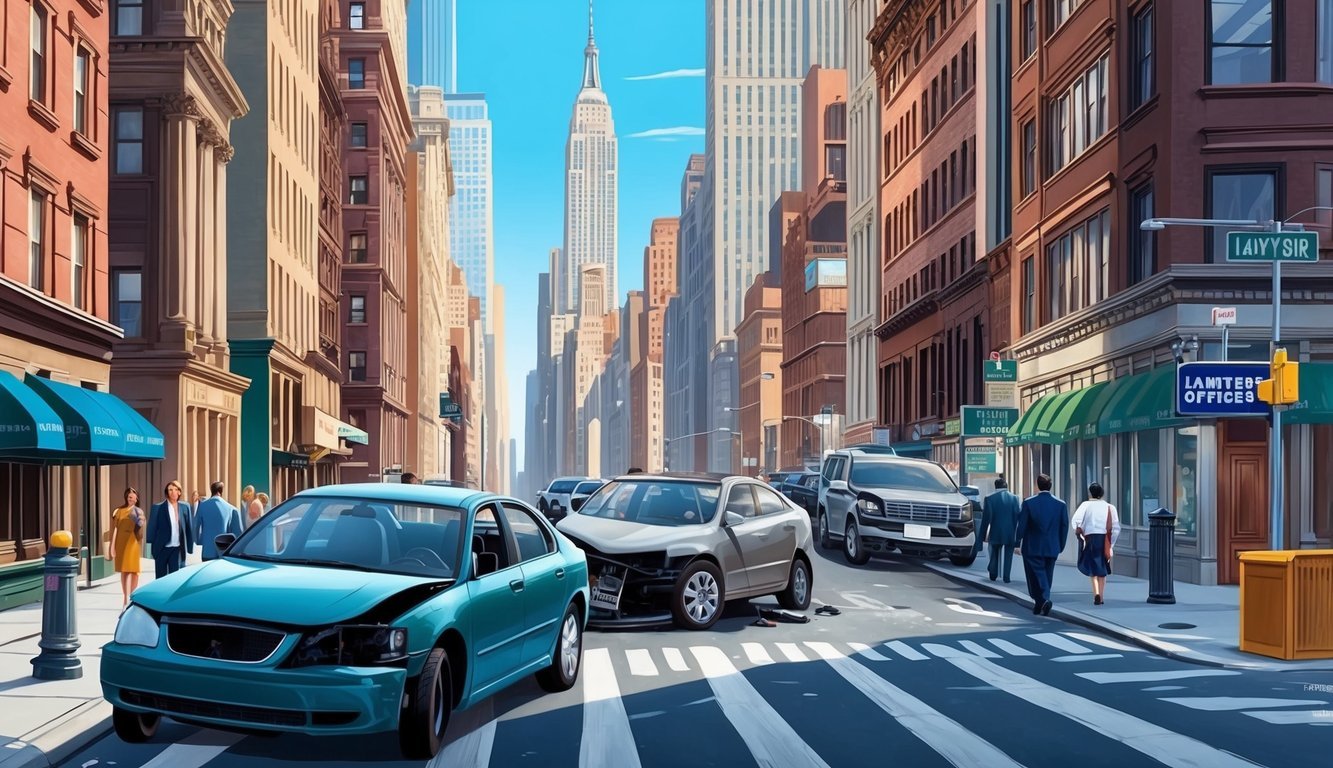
(1147, 508, 1176, 604)
(1239, 549, 1333, 660)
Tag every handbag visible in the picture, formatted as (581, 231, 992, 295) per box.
(1103, 505, 1114, 561)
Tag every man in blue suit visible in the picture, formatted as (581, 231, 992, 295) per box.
(977, 478, 1021, 583)
(146, 480, 194, 578)
(1015, 473, 1068, 616)
(194, 481, 242, 561)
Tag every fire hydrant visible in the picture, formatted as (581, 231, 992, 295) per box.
(31, 530, 82, 680)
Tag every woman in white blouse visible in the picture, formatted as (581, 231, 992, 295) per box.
(1072, 482, 1122, 605)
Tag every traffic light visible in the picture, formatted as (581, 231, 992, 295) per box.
(1257, 348, 1300, 405)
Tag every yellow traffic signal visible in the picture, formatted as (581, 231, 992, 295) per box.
(1258, 348, 1300, 405)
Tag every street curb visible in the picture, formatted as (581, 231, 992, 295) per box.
(0, 699, 110, 768)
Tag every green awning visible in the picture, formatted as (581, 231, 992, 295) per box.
(1285, 363, 1333, 424)
(1048, 381, 1110, 443)
(273, 449, 311, 469)
(23, 374, 164, 461)
(1073, 379, 1127, 440)
(1097, 371, 1152, 436)
(890, 440, 933, 457)
(0, 371, 65, 454)
(1006, 393, 1059, 446)
(1097, 367, 1190, 436)
(337, 424, 370, 445)
(1031, 390, 1081, 444)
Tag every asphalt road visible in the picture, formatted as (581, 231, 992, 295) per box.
(57, 546, 1333, 768)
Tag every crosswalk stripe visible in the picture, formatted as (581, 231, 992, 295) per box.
(580, 648, 642, 768)
(1027, 633, 1091, 654)
(626, 648, 659, 676)
(690, 645, 832, 768)
(1052, 653, 1122, 663)
(922, 642, 970, 658)
(776, 642, 809, 662)
(662, 646, 690, 672)
(1242, 710, 1333, 725)
(948, 656, 1267, 768)
(431, 700, 496, 768)
(988, 638, 1037, 656)
(804, 642, 1026, 768)
(959, 640, 1002, 659)
(138, 731, 243, 768)
(742, 642, 775, 665)
(847, 641, 891, 661)
(1161, 697, 1329, 712)
(884, 640, 930, 661)
(1077, 670, 1240, 685)
(1063, 632, 1140, 652)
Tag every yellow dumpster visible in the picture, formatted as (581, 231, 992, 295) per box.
(1239, 550, 1333, 660)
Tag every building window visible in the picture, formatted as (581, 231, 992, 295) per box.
(1051, 0, 1084, 30)
(74, 49, 91, 134)
(348, 175, 368, 204)
(1317, 166, 1333, 232)
(114, 108, 144, 174)
(1209, 0, 1276, 85)
(1320, 0, 1333, 83)
(1022, 256, 1036, 334)
(350, 122, 368, 147)
(1020, 119, 1036, 197)
(349, 232, 367, 262)
(349, 295, 366, 323)
(1131, 4, 1155, 109)
(1206, 168, 1278, 261)
(115, 0, 144, 35)
(348, 59, 365, 89)
(824, 102, 846, 140)
(1048, 54, 1108, 175)
(113, 270, 142, 337)
(72, 215, 89, 310)
(825, 145, 846, 181)
(349, 2, 365, 29)
(349, 352, 367, 382)
(28, 191, 45, 291)
(1045, 207, 1111, 321)
(1129, 183, 1155, 285)
(1021, 0, 1037, 60)
(30, 4, 48, 103)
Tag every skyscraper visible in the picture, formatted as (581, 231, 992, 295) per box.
(407, 0, 457, 92)
(444, 93, 495, 331)
(560, 1, 618, 315)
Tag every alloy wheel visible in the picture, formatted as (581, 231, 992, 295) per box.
(684, 570, 719, 623)
(560, 613, 581, 679)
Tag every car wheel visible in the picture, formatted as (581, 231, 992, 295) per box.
(398, 647, 452, 760)
(949, 551, 978, 567)
(671, 560, 725, 630)
(112, 707, 159, 743)
(777, 557, 812, 610)
(818, 510, 833, 549)
(536, 603, 583, 692)
(844, 520, 870, 565)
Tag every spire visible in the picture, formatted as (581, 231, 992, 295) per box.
(581, 0, 601, 90)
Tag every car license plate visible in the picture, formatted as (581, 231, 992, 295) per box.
(590, 569, 624, 612)
(904, 523, 932, 541)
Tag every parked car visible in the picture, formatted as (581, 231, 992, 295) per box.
(817, 446, 976, 567)
(561, 480, 607, 520)
(776, 470, 820, 517)
(557, 472, 814, 631)
(536, 476, 589, 518)
(100, 483, 589, 759)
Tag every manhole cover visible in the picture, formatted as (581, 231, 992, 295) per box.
(1158, 622, 1197, 630)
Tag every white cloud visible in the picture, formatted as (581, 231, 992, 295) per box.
(628, 126, 705, 139)
(624, 68, 706, 81)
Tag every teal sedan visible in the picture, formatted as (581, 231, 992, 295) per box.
(100, 484, 589, 759)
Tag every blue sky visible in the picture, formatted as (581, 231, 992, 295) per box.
(455, 0, 705, 478)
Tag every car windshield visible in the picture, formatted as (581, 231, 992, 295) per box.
(549, 480, 579, 494)
(574, 481, 603, 495)
(228, 496, 464, 579)
(850, 461, 959, 494)
(577, 479, 721, 526)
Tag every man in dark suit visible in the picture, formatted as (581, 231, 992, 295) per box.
(1015, 473, 1068, 616)
(194, 481, 242, 561)
(978, 478, 1021, 583)
(146, 479, 194, 578)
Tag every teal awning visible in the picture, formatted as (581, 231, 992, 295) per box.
(0, 371, 65, 454)
(1031, 390, 1081, 444)
(1285, 363, 1333, 424)
(23, 374, 164, 462)
(890, 440, 933, 457)
(338, 424, 370, 445)
(1006, 394, 1059, 446)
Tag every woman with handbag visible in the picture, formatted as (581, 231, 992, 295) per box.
(1072, 482, 1121, 605)
(108, 487, 146, 607)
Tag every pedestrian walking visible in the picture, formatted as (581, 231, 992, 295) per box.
(1072, 482, 1121, 605)
(108, 487, 146, 607)
(1015, 473, 1068, 616)
(242, 485, 264, 527)
(977, 478, 1021, 583)
(145, 480, 195, 579)
(195, 481, 243, 561)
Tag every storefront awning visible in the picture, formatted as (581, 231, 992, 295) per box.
(0, 371, 65, 454)
(1285, 363, 1333, 424)
(890, 440, 933, 457)
(21, 374, 165, 462)
(272, 449, 311, 469)
(337, 424, 369, 445)
(1116, 366, 1191, 434)
(1031, 389, 1081, 444)
(1005, 393, 1060, 446)
(1038, 381, 1110, 444)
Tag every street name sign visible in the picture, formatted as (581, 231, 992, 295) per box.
(983, 359, 1018, 383)
(960, 406, 1019, 437)
(439, 393, 462, 422)
(1175, 362, 1270, 417)
(1226, 232, 1319, 262)
(1211, 307, 1237, 326)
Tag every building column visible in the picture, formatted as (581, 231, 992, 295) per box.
(213, 144, 232, 352)
(159, 94, 202, 331)
(195, 136, 216, 344)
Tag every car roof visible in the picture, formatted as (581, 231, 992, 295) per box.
(609, 471, 732, 484)
(295, 482, 489, 508)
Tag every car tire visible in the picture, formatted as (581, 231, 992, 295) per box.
(776, 557, 812, 610)
(112, 707, 159, 743)
(844, 520, 870, 565)
(818, 510, 833, 549)
(399, 647, 452, 760)
(949, 551, 978, 567)
(536, 603, 583, 692)
(538, 499, 549, 515)
(671, 560, 725, 630)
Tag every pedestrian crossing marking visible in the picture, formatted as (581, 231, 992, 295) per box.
(922, 642, 970, 658)
(690, 645, 832, 768)
(661, 646, 690, 672)
(804, 642, 1027, 768)
(626, 648, 659, 676)
(775, 642, 809, 663)
(847, 641, 891, 661)
(137, 731, 242, 768)
(947, 656, 1269, 768)
(959, 640, 1002, 659)
(1242, 710, 1333, 726)
(1077, 670, 1240, 685)
(1052, 653, 1122, 663)
(1027, 633, 1091, 654)
(1064, 631, 1140, 652)
(431, 700, 496, 768)
(884, 640, 930, 661)
(1160, 697, 1329, 712)
(741, 642, 775, 666)
(580, 648, 642, 768)
(988, 638, 1037, 656)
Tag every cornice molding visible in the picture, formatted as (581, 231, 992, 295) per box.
(875, 293, 939, 339)
(23, 151, 60, 193)
(110, 38, 248, 120)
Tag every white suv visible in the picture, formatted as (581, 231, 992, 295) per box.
(536, 476, 589, 521)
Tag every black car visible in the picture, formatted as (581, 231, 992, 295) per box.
(778, 471, 819, 516)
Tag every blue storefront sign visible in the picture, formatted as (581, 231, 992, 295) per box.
(1175, 362, 1270, 417)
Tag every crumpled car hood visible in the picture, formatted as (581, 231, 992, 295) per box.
(557, 514, 713, 554)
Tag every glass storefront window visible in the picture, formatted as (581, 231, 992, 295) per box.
(1117, 433, 1134, 525)
(1137, 430, 1161, 522)
(1315, 426, 1333, 541)
(1174, 427, 1199, 537)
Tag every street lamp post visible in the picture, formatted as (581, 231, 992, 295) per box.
(665, 426, 732, 472)
(784, 415, 823, 466)
(724, 403, 758, 474)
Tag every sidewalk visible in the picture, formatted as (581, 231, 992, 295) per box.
(922, 553, 1333, 672)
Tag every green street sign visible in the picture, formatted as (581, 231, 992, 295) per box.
(983, 359, 1017, 383)
(943, 418, 961, 437)
(439, 393, 462, 421)
(960, 406, 1019, 437)
(964, 446, 997, 474)
(1226, 231, 1319, 262)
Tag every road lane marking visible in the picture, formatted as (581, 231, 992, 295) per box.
(742, 642, 775, 666)
(1242, 710, 1333, 725)
(922, 643, 970, 659)
(1076, 670, 1240, 685)
(944, 597, 1008, 619)
(138, 731, 242, 768)
(1063, 632, 1140, 652)
(690, 645, 831, 768)
(661, 647, 690, 672)
(988, 638, 1037, 656)
(776, 642, 809, 662)
(839, 591, 896, 611)
(846, 642, 891, 661)
(959, 640, 1001, 659)
(1161, 697, 1328, 711)
(804, 642, 1025, 768)
(431, 698, 496, 768)
(1027, 633, 1091, 654)
(580, 648, 642, 768)
(626, 648, 659, 676)
(884, 640, 929, 661)
(948, 656, 1267, 768)
(1052, 653, 1123, 663)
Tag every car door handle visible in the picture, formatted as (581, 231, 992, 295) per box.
(554, 568, 565, 580)
(783, 523, 796, 531)
(509, 579, 525, 593)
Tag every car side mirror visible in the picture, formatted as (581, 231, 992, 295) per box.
(724, 510, 744, 527)
(829, 480, 848, 492)
(214, 533, 237, 554)
(570, 496, 587, 512)
(473, 552, 499, 577)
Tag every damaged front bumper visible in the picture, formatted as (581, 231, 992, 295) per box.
(564, 537, 681, 629)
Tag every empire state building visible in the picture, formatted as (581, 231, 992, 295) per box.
(560, 2, 618, 315)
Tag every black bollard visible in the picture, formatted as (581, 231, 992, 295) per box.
(1147, 508, 1177, 605)
(31, 530, 83, 680)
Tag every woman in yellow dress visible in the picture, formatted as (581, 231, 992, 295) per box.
(108, 487, 145, 607)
